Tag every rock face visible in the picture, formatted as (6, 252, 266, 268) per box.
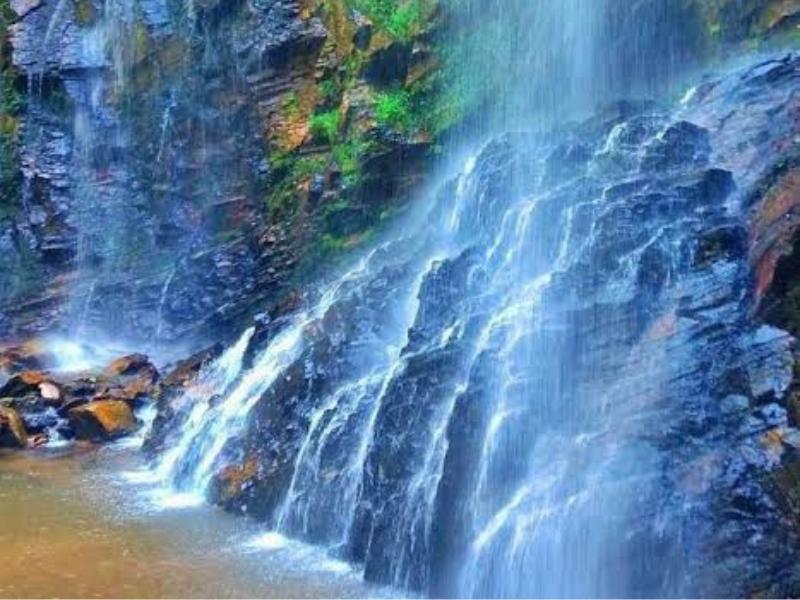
(0, 0, 440, 345)
(144, 52, 800, 597)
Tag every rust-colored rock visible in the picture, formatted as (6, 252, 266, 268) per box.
(211, 457, 259, 505)
(105, 353, 153, 377)
(750, 168, 800, 305)
(0, 370, 48, 398)
(99, 353, 159, 403)
(67, 400, 137, 441)
(0, 407, 28, 448)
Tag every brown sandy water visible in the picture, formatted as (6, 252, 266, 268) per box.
(0, 444, 383, 598)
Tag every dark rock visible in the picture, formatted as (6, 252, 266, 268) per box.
(362, 43, 412, 87)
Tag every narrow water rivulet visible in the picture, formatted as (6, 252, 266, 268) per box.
(5, 0, 800, 598)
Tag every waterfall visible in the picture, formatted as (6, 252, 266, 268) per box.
(141, 1, 788, 597)
(153, 326, 255, 494)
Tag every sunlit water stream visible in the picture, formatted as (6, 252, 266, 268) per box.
(0, 445, 387, 598)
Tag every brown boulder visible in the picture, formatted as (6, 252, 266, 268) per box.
(100, 353, 159, 404)
(0, 407, 28, 448)
(67, 400, 137, 441)
(105, 353, 154, 377)
(0, 371, 48, 398)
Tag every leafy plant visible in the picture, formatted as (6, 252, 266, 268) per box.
(310, 109, 341, 144)
(374, 89, 412, 129)
(344, 0, 426, 41)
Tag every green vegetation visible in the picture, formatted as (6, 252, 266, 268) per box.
(374, 89, 412, 129)
(309, 109, 341, 144)
(266, 155, 327, 218)
(283, 92, 301, 119)
(344, 0, 427, 41)
(319, 78, 341, 104)
(693, 0, 800, 46)
(264, 0, 450, 263)
(0, 0, 23, 218)
(332, 138, 368, 185)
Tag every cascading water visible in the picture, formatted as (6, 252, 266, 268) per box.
(142, 1, 800, 598)
(11, 0, 267, 347)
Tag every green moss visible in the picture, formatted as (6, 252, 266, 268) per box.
(309, 109, 341, 144)
(319, 78, 341, 104)
(333, 139, 365, 185)
(319, 227, 375, 256)
(386, 1, 422, 40)
(374, 89, 412, 129)
(284, 92, 301, 119)
(266, 154, 328, 218)
(343, 0, 429, 41)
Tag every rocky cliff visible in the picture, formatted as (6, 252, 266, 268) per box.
(0, 0, 446, 346)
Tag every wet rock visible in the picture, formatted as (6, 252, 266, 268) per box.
(720, 394, 750, 414)
(0, 370, 48, 398)
(161, 343, 224, 390)
(98, 354, 159, 404)
(353, 14, 372, 50)
(640, 120, 710, 172)
(0, 407, 28, 448)
(105, 354, 154, 378)
(38, 381, 61, 402)
(0, 343, 47, 374)
(209, 457, 259, 506)
(694, 225, 746, 266)
(27, 432, 50, 448)
(67, 400, 137, 441)
(773, 458, 800, 519)
(782, 428, 800, 449)
(362, 43, 412, 87)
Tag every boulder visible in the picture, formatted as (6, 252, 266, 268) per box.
(100, 353, 159, 403)
(0, 371, 48, 398)
(105, 353, 155, 378)
(0, 407, 28, 448)
(67, 400, 137, 441)
(38, 381, 61, 402)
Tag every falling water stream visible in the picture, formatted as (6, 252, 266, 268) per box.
(140, 2, 712, 596)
